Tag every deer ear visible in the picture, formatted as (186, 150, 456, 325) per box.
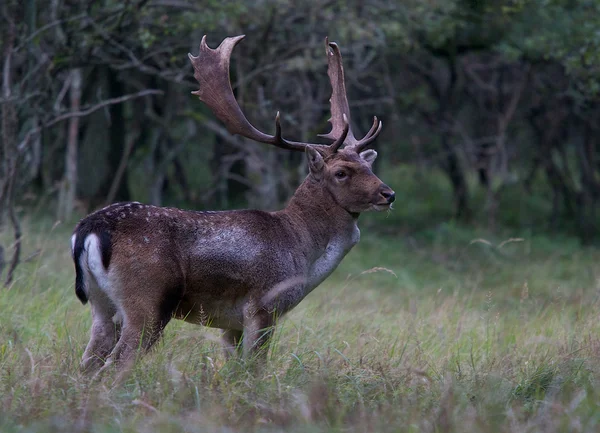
(360, 149, 377, 166)
(306, 146, 325, 179)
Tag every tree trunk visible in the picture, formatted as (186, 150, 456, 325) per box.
(1, 13, 21, 286)
(95, 69, 130, 204)
(57, 68, 82, 221)
(105, 125, 138, 206)
(441, 130, 470, 220)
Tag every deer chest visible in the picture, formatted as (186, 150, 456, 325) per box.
(305, 226, 360, 292)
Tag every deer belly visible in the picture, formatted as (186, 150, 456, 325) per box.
(174, 296, 245, 330)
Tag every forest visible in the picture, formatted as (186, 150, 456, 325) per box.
(2, 1, 600, 432)
(2, 1, 600, 265)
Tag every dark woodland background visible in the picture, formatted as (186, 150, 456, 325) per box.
(1, 0, 600, 281)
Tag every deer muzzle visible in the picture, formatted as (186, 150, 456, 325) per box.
(379, 184, 395, 204)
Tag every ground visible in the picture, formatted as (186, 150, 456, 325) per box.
(1, 207, 600, 432)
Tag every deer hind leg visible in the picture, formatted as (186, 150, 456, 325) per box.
(99, 305, 171, 375)
(81, 284, 121, 373)
(97, 281, 180, 378)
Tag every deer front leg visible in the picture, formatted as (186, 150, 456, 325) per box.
(242, 302, 276, 360)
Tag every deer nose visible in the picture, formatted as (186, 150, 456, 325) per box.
(380, 186, 395, 203)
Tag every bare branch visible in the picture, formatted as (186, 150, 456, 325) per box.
(147, 0, 203, 11)
(105, 129, 139, 205)
(498, 65, 530, 133)
(14, 13, 89, 52)
(16, 89, 163, 155)
(53, 72, 73, 111)
(2, 25, 13, 100)
(0, 91, 44, 106)
(45, 89, 163, 128)
(198, 117, 247, 152)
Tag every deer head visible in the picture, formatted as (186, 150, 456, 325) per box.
(188, 35, 395, 214)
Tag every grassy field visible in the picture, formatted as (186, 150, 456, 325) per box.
(2, 204, 600, 432)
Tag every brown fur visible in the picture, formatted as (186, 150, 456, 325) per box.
(71, 36, 395, 374)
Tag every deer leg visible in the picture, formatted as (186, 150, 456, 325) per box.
(242, 308, 276, 360)
(222, 329, 243, 358)
(109, 316, 167, 368)
(98, 302, 172, 376)
(81, 292, 121, 373)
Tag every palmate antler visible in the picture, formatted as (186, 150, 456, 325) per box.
(319, 38, 383, 153)
(188, 35, 381, 154)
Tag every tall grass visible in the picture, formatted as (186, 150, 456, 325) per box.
(2, 198, 600, 431)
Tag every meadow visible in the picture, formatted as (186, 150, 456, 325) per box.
(2, 172, 600, 432)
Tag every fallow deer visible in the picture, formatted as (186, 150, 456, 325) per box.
(71, 35, 395, 373)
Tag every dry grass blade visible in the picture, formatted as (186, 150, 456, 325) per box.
(358, 267, 398, 278)
(131, 399, 159, 414)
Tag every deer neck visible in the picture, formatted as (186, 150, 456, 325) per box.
(286, 177, 358, 238)
(278, 177, 360, 291)
(280, 176, 360, 273)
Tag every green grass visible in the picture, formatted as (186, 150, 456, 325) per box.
(2, 205, 600, 432)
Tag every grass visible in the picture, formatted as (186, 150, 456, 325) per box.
(2, 198, 600, 431)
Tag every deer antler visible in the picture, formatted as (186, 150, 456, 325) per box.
(189, 35, 349, 153)
(189, 35, 380, 154)
(319, 38, 383, 153)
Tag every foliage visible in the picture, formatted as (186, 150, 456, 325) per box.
(1, 0, 599, 232)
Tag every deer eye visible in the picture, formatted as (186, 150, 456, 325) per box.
(335, 170, 347, 179)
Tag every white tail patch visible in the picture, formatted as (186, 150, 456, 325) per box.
(84, 234, 112, 293)
(78, 234, 125, 330)
(70, 234, 76, 257)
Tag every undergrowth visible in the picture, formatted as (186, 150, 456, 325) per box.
(1, 172, 600, 431)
